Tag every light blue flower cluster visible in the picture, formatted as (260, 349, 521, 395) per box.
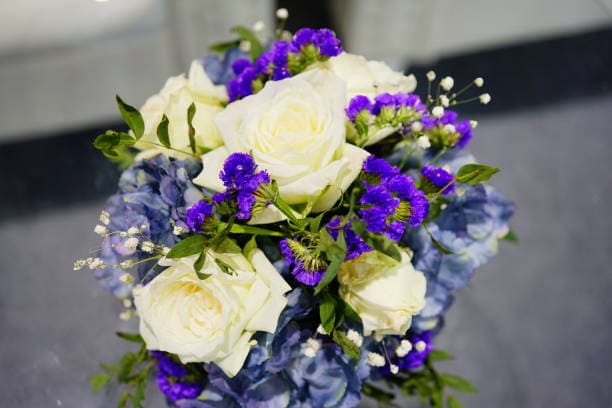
(95, 155, 204, 297)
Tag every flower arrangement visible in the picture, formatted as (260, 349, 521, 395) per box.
(78, 10, 515, 408)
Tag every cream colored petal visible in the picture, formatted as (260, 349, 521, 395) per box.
(193, 146, 229, 191)
(248, 249, 292, 294)
(215, 331, 254, 377)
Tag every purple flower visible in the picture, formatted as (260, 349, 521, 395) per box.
(358, 156, 429, 240)
(292, 28, 315, 48)
(214, 153, 270, 221)
(421, 165, 455, 195)
(380, 331, 434, 375)
(394, 93, 427, 111)
(346, 95, 374, 121)
(326, 217, 372, 260)
(420, 109, 473, 149)
(279, 239, 326, 286)
(185, 200, 214, 231)
(373, 93, 396, 115)
(231, 59, 253, 76)
(150, 351, 204, 402)
(313, 28, 343, 57)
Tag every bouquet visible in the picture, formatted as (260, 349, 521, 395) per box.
(78, 10, 515, 408)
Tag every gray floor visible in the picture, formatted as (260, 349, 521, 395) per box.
(1, 95, 611, 407)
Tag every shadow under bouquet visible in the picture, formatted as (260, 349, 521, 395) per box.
(79, 12, 515, 408)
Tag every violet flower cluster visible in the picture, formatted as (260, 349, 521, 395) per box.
(228, 28, 342, 101)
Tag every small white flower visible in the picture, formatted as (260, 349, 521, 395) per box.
(440, 95, 450, 107)
(253, 21, 265, 32)
(123, 298, 133, 308)
(119, 273, 135, 283)
(99, 211, 110, 225)
(415, 340, 427, 352)
(239, 40, 252, 52)
(73, 259, 86, 271)
(119, 310, 133, 321)
(366, 352, 385, 367)
(390, 364, 399, 375)
(411, 121, 423, 132)
(119, 231, 128, 237)
(276, 7, 289, 19)
(443, 124, 456, 133)
(479, 93, 491, 104)
(417, 135, 431, 149)
(303, 338, 321, 358)
(94, 224, 108, 236)
(395, 340, 412, 357)
(316, 324, 328, 335)
(432, 106, 444, 118)
(440, 76, 454, 91)
(162, 246, 171, 255)
(120, 260, 134, 270)
(346, 329, 363, 347)
(440, 203, 448, 210)
(426, 70, 436, 82)
(127, 227, 140, 236)
(474, 77, 484, 87)
(124, 237, 139, 251)
(88, 258, 104, 270)
(140, 224, 147, 230)
(140, 241, 155, 253)
(373, 332, 385, 342)
(470, 120, 478, 128)
(173, 225, 184, 236)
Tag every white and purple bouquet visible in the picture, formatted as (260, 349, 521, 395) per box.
(78, 12, 515, 408)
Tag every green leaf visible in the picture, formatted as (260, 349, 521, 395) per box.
(447, 395, 464, 408)
(230, 224, 284, 237)
(364, 233, 402, 262)
(428, 349, 455, 362)
(215, 258, 233, 275)
(117, 353, 138, 382)
(431, 236, 454, 254)
(361, 382, 395, 404)
(116, 95, 145, 139)
(194, 251, 207, 277)
(166, 235, 206, 258)
(314, 256, 342, 295)
(130, 378, 147, 408)
(209, 39, 240, 54)
(187, 102, 197, 153)
(118, 390, 130, 408)
(456, 163, 500, 185)
(309, 213, 326, 233)
(156, 114, 170, 148)
(115, 332, 143, 344)
(243, 236, 258, 257)
(502, 229, 519, 243)
(332, 330, 361, 360)
(216, 238, 242, 254)
(231, 25, 264, 59)
(440, 373, 478, 394)
(319, 292, 336, 334)
(89, 373, 110, 394)
(338, 298, 361, 324)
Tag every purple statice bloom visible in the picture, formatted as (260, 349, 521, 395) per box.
(292, 28, 315, 48)
(346, 95, 374, 121)
(421, 165, 455, 195)
(421, 109, 473, 149)
(185, 200, 214, 231)
(150, 351, 204, 402)
(214, 153, 270, 221)
(313, 28, 343, 57)
(279, 239, 325, 286)
(362, 155, 399, 179)
(326, 217, 372, 260)
(455, 119, 473, 148)
(394, 93, 426, 111)
(372, 93, 396, 115)
(231, 58, 253, 76)
(271, 41, 290, 67)
(358, 156, 429, 240)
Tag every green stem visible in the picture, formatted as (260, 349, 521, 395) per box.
(137, 140, 200, 159)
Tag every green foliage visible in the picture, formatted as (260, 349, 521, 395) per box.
(428, 349, 455, 362)
(193, 251, 208, 279)
(166, 235, 206, 258)
(319, 291, 337, 334)
(156, 114, 170, 148)
(447, 395, 464, 408)
(456, 163, 500, 185)
(187, 103, 197, 154)
(439, 373, 478, 394)
(351, 220, 402, 262)
(431, 235, 454, 254)
(502, 229, 519, 243)
(230, 224, 284, 237)
(115, 95, 144, 139)
(314, 229, 347, 294)
(89, 334, 154, 408)
(332, 329, 361, 360)
(231, 25, 264, 59)
(93, 130, 135, 162)
(362, 382, 395, 405)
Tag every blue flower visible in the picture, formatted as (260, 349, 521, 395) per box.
(185, 200, 215, 231)
(201, 48, 249, 86)
(95, 156, 204, 297)
(151, 351, 205, 403)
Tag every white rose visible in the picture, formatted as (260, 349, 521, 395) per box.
(325, 52, 417, 100)
(339, 249, 426, 336)
(193, 69, 369, 224)
(133, 247, 291, 377)
(135, 60, 227, 158)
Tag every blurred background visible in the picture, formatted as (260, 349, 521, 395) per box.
(0, 1, 611, 407)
